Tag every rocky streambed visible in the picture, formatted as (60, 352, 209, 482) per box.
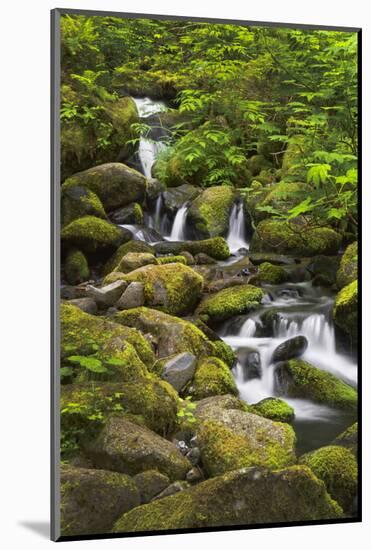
(59, 97, 358, 537)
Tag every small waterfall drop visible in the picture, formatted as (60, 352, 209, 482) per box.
(168, 203, 189, 241)
(227, 200, 249, 253)
(148, 193, 164, 230)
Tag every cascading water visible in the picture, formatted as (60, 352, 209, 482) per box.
(167, 203, 189, 241)
(227, 200, 249, 253)
(147, 193, 164, 231)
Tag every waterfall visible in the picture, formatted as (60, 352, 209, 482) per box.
(227, 200, 249, 253)
(132, 97, 167, 179)
(148, 193, 164, 230)
(168, 203, 189, 241)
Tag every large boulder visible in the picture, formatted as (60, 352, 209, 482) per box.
(195, 403, 296, 476)
(333, 422, 358, 456)
(162, 184, 200, 214)
(197, 284, 264, 325)
(333, 280, 358, 342)
(251, 397, 295, 423)
(116, 282, 145, 309)
(275, 359, 357, 411)
(306, 255, 340, 286)
(272, 336, 308, 362)
(86, 280, 127, 308)
(250, 219, 342, 256)
(61, 216, 130, 254)
(114, 252, 158, 274)
(336, 242, 358, 289)
(187, 186, 236, 238)
(107, 263, 203, 316)
(257, 261, 288, 284)
(109, 203, 144, 225)
(60, 465, 140, 536)
(61, 185, 107, 227)
(299, 445, 357, 514)
(113, 465, 342, 532)
(160, 352, 197, 392)
(104, 240, 154, 275)
(64, 249, 89, 285)
(134, 470, 170, 504)
(62, 163, 147, 211)
(86, 417, 192, 480)
(154, 237, 230, 261)
(187, 357, 238, 400)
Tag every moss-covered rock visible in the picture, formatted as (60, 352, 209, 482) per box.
(154, 237, 230, 261)
(114, 252, 158, 274)
(61, 185, 107, 227)
(109, 263, 203, 316)
(210, 340, 236, 368)
(86, 417, 192, 481)
(333, 422, 358, 456)
(113, 465, 342, 532)
(275, 359, 357, 411)
(187, 186, 236, 238)
(336, 242, 358, 289)
(134, 470, 170, 504)
(62, 163, 147, 211)
(245, 181, 309, 224)
(162, 184, 200, 214)
(64, 249, 89, 285)
(333, 280, 358, 342)
(197, 284, 264, 325)
(258, 262, 288, 284)
(247, 154, 272, 176)
(188, 357, 238, 400)
(156, 255, 187, 265)
(251, 397, 295, 423)
(60, 464, 140, 536)
(250, 219, 342, 256)
(112, 65, 181, 99)
(61, 216, 129, 254)
(110, 202, 144, 225)
(299, 445, 357, 514)
(112, 307, 216, 360)
(103, 240, 154, 275)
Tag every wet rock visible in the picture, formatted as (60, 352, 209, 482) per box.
(187, 186, 236, 238)
(256, 309, 281, 337)
(333, 422, 358, 456)
(109, 203, 144, 225)
(333, 280, 358, 343)
(160, 352, 197, 392)
(146, 178, 166, 202)
(336, 242, 358, 289)
(134, 470, 170, 504)
(248, 252, 296, 266)
(116, 282, 145, 310)
(197, 284, 264, 325)
(194, 252, 217, 265)
(68, 297, 98, 315)
(154, 236, 230, 261)
(237, 348, 262, 380)
(86, 280, 128, 307)
(85, 417, 192, 480)
(272, 335, 308, 362)
(60, 464, 140, 536)
(186, 447, 201, 466)
(162, 184, 199, 213)
(61, 185, 107, 227)
(307, 255, 340, 287)
(251, 397, 295, 423)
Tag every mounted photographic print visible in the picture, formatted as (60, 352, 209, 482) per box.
(51, 8, 361, 541)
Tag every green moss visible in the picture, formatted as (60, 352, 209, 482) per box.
(211, 340, 236, 368)
(64, 249, 89, 285)
(156, 255, 187, 265)
(112, 65, 182, 99)
(333, 280, 358, 342)
(104, 240, 154, 275)
(188, 186, 236, 238)
(154, 237, 230, 261)
(114, 252, 158, 274)
(61, 185, 107, 226)
(275, 359, 357, 411)
(197, 284, 264, 324)
(61, 216, 127, 253)
(251, 398, 295, 423)
(299, 445, 357, 514)
(247, 154, 271, 176)
(188, 357, 238, 399)
(250, 218, 342, 256)
(258, 262, 288, 284)
(336, 242, 358, 289)
(333, 422, 358, 455)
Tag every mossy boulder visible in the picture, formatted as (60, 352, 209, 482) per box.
(61, 216, 129, 255)
(187, 186, 236, 238)
(154, 237, 230, 261)
(162, 184, 200, 214)
(113, 465, 341, 532)
(247, 154, 272, 176)
(61, 303, 155, 379)
(114, 252, 158, 274)
(60, 464, 140, 536)
(112, 65, 181, 99)
(333, 280, 358, 342)
(275, 359, 357, 411)
(250, 219, 342, 256)
(103, 240, 154, 275)
(197, 284, 264, 325)
(109, 263, 203, 316)
(61, 185, 107, 227)
(307, 255, 340, 286)
(196, 405, 296, 476)
(112, 307, 216, 360)
(110, 202, 144, 225)
(156, 255, 187, 265)
(86, 417, 192, 481)
(258, 262, 288, 284)
(187, 357, 238, 400)
(64, 249, 89, 285)
(251, 397, 295, 423)
(299, 445, 357, 514)
(62, 163, 147, 211)
(333, 422, 358, 456)
(336, 242, 358, 289)
(134, 470, 170, 504)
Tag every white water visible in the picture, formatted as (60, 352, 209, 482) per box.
(148, 193, 163, 230)
(133, 97, 167, 179)
(227, 201, 249, 253)
(168, 203, 189, 241)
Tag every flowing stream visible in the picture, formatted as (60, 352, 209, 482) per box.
(227, 200, 249, 253)
(133, 97, 167, 178)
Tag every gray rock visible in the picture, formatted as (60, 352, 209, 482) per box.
(110, 203, 143, 225)
(68, 297, 97, 315)
(116, 282, 145, 310)
(272, 335, 308, 362)
(174, 440, 189, 455)
(186, 446, 201, 466)
(162, 184, 199, 214)
(86, 280, 128, 307)
(161, 352, 197, 392)
(151, 481, 190, 501)
(186, 467, 204, 483)
(134, 470, 170, 504)
(61, 285, 88, 300)
(194, 253, 217, 265)
(237, 347, 262, 380)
